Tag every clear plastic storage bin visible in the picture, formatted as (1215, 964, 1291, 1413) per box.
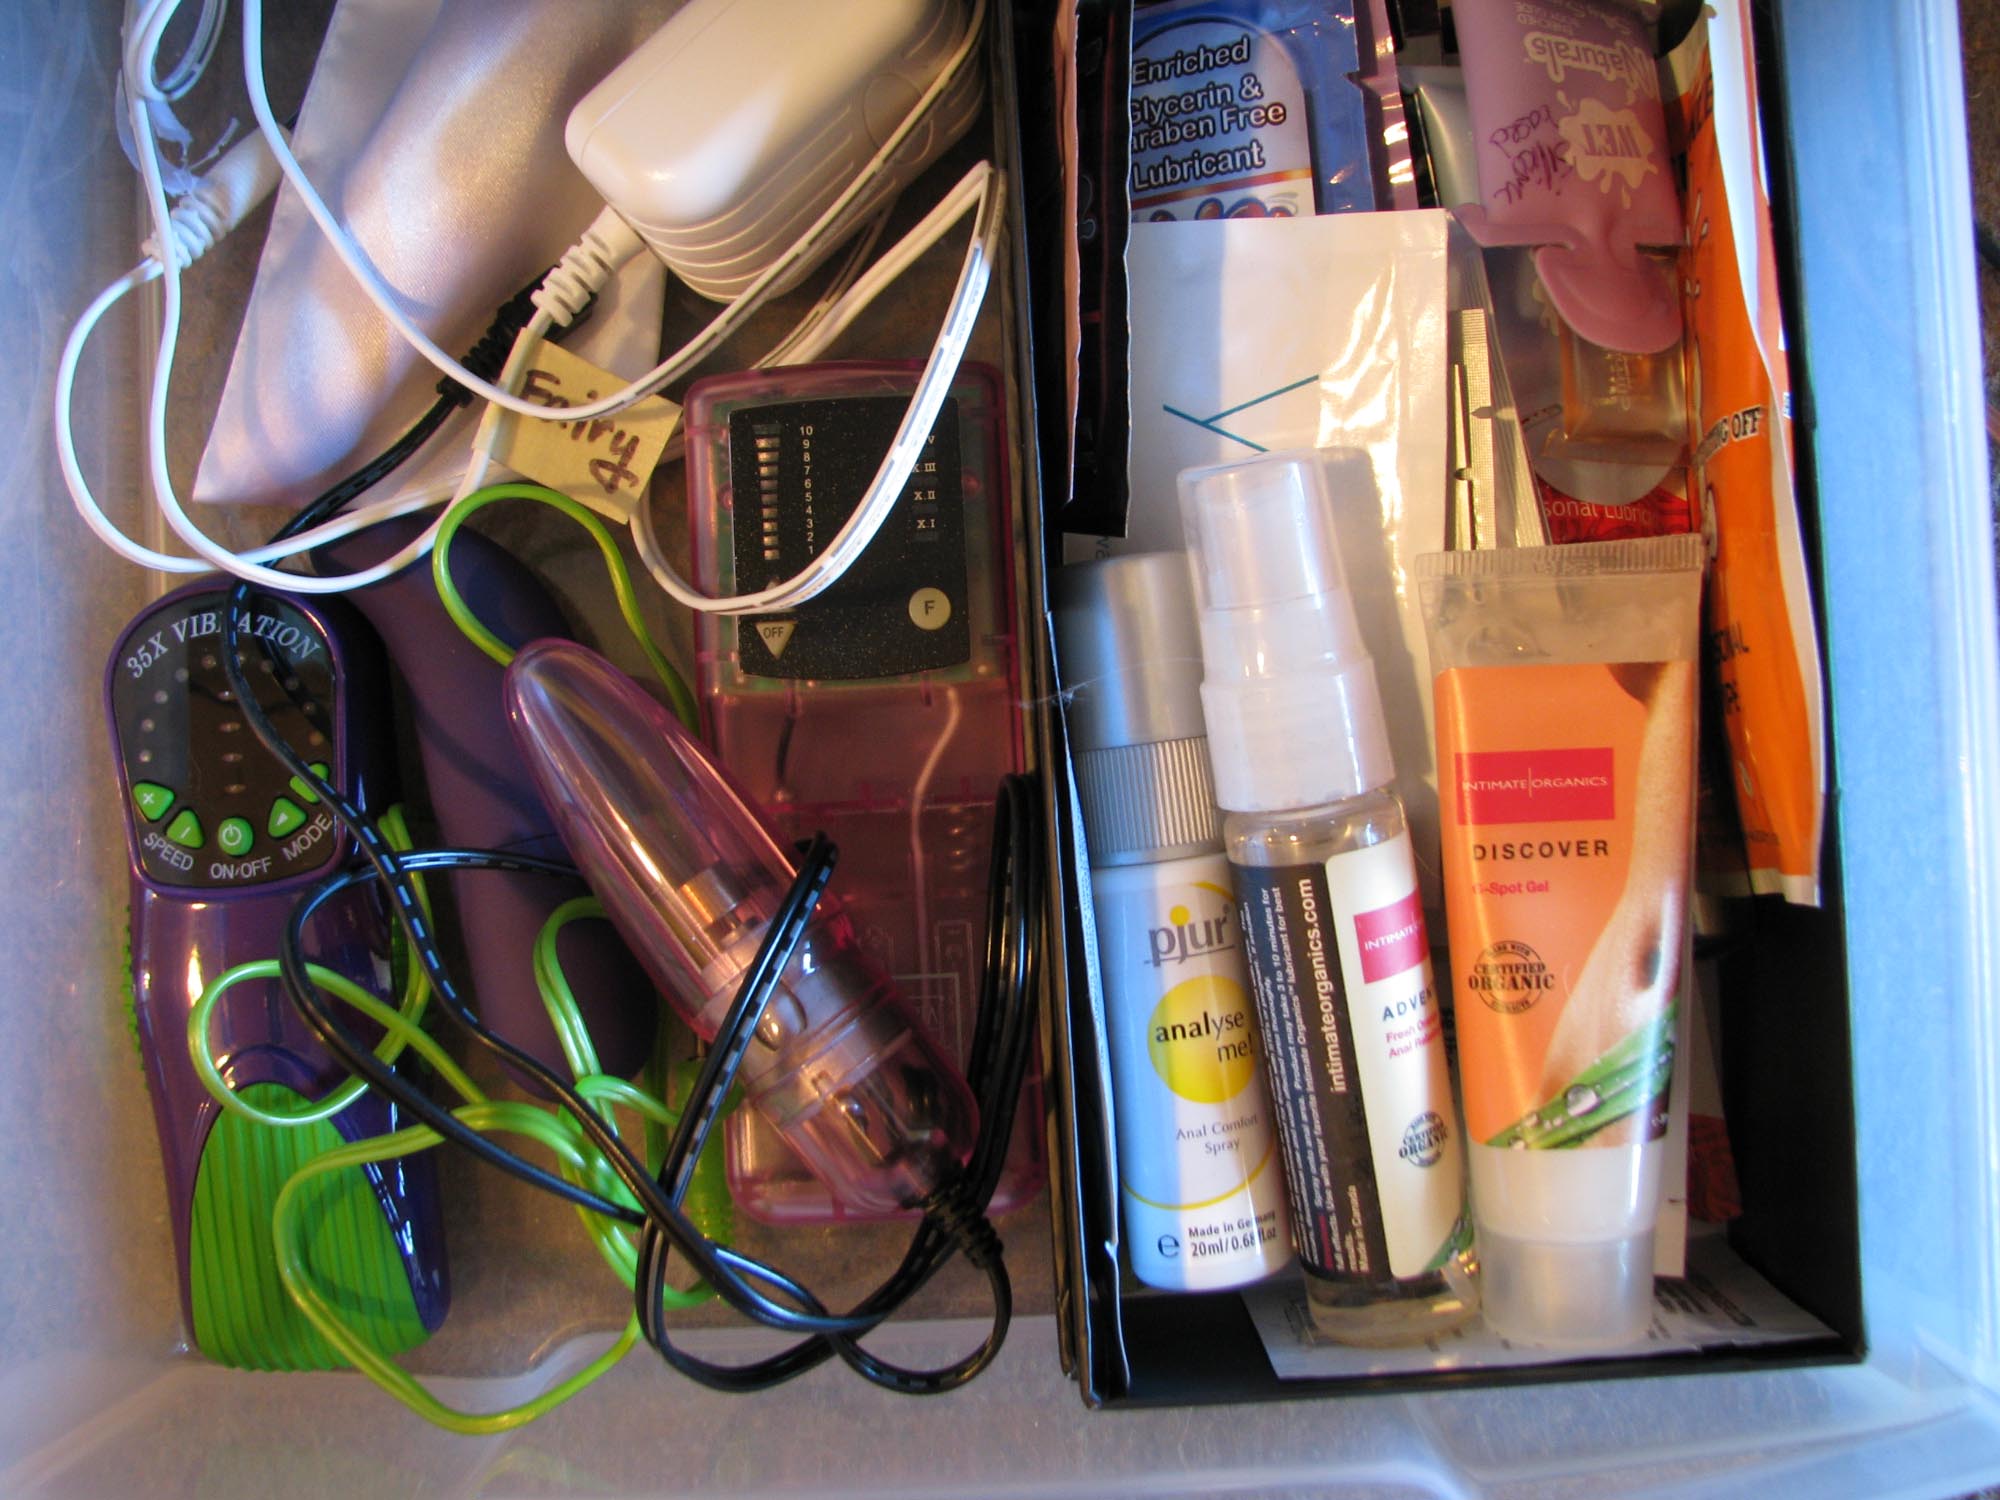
(2, 0, 1997, 1496)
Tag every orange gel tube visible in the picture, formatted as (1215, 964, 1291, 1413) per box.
(1418, 536, 1703, 1348)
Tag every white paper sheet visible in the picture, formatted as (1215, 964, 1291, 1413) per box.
(1242, 1225, 1831, 1380)
(1069, 210, 1452, 905)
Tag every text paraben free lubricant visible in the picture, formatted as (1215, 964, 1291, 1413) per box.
(1179, 452, 1477, 1345)
(1055, 553, 1292, 1292)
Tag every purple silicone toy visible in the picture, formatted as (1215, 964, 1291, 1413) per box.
(317, 517, 659, 1081)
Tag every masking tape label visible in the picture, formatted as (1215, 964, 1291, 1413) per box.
(493, 342, 681, 513)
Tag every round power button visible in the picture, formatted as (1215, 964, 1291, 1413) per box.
(907, 588, 952, 631)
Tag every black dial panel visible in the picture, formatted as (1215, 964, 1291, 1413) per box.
(110, 591, 345, 890)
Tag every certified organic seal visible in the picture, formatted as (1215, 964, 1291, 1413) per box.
(1467, 939, 1556, 1014)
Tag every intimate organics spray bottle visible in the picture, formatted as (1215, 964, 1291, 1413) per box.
(1179, 452, 1478, 1344)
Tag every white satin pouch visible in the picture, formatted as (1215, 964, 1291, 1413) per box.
(195, 0, 676, 509)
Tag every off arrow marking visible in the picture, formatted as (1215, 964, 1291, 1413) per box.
(755, 620, 796, 659)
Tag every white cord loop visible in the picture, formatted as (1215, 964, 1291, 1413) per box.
(63, 0, 999, 608)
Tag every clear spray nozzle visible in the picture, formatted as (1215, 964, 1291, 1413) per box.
(1177, 451, 1392, 814)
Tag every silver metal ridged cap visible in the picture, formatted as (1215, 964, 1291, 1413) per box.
(1054, 554, 1222, 865)
(1071, 736, 1221, 865)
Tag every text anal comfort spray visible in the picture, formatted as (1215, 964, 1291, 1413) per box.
(1056, 553, 1292, 1292)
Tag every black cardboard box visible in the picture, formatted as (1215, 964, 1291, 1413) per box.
(1011, 0, 1865, 1407)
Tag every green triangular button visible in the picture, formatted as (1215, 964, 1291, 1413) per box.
(288, 762, 330, 806)
(165, 809, 204, 850)
(132, 781, 174, 822)
(267, 798, 307, 839)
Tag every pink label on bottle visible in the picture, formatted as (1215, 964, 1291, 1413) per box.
(1454, 748, 1616, 825)
(1354, 889, 1426, 984)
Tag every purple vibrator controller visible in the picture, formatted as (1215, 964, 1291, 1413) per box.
(106, 580, 448, 1369)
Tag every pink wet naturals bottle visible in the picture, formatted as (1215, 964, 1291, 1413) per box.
(1453, 0, 1682, 355)
(505, 639, 978, 1215)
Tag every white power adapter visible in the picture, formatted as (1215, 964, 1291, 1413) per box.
(565, 0, 982, 303)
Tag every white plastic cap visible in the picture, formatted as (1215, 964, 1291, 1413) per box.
(1478, 1228, 1655, 1349)
(1177, 452, 1392, 814)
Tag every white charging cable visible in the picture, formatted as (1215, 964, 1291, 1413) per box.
(85, 0, 1000, 603)
(58, 134, 983, 590)
(58, 149, 886, 580)
(233, 0, 990, 426)
(632, 161, 1004, 616)
(125, 87, 445, 592)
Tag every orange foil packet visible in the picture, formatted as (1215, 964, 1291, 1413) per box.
(1670, 5, 1825, 905)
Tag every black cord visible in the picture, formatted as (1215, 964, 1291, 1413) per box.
(265, 733, 1014, 1355)
(227, 614, 889, 1335)
(243, 603, 1042, 1377)
(208, 279, 1046, 1395)
(280, 848, 647, 1222)
(634, 775, 1042, 1395)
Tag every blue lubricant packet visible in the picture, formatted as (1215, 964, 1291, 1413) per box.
(1129, 0, 1381, 220)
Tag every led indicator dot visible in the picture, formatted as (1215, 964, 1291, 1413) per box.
(139, 717, 155, 734)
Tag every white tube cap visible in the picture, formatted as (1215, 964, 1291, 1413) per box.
(1478, 1228, 1655, 1349)
(1177, 452, 1392, 814)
